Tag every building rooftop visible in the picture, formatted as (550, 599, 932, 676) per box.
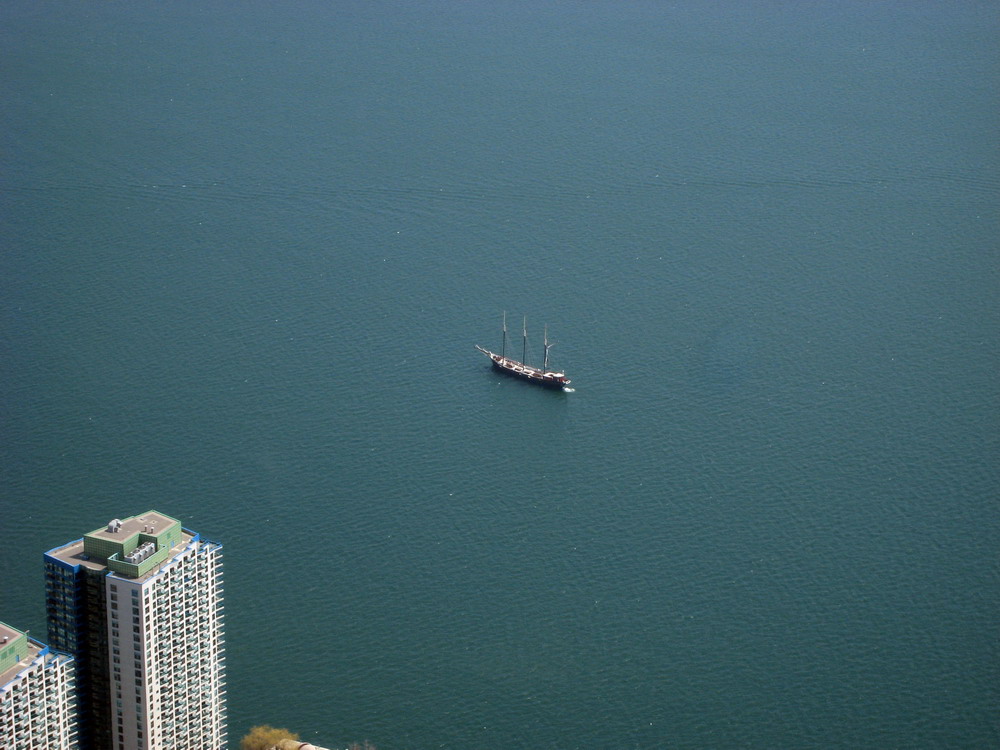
(0, 622, 20, 643)
(45, 538, 109, 572)
(87, 511, 177, 542)
(46, 509, 196, 582)
(0, 623, 41, 688)
(105, 530, 195, 583)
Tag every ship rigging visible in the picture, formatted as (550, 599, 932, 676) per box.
(475, 312, 572, 391)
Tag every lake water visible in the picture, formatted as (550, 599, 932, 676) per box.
(2, 1, 998, 747)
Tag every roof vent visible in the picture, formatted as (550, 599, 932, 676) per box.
(124, 541, 157, 565)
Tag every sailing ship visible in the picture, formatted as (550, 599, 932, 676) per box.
(475, 313, 572, 391)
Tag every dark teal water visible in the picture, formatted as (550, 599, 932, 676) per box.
(2, 2, 998, 748)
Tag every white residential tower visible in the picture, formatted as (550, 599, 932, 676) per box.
(0, 621, 78, 750)
(44, 511, 226, 750)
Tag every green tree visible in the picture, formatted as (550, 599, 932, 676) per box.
(240, 725, 300, 750)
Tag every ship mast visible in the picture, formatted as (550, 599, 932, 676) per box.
(501, 311, 507, 361)
(543, 325, 552, 374)
(522, 316, 528, 366)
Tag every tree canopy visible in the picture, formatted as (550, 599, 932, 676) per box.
(240, 725, 300, 750)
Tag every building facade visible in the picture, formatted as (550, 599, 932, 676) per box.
(0, 621, 78, 750)
(44, 511, 226, 750)
(44, 547, 113, 748)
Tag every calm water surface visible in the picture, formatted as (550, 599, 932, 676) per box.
(2, 2, 998, 748)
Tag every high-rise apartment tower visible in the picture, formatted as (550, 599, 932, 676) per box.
(44, 511, 226, 750)
(0, 621, 78, 750)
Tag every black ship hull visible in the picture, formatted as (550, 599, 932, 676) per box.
(475, 345, 571, 390)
